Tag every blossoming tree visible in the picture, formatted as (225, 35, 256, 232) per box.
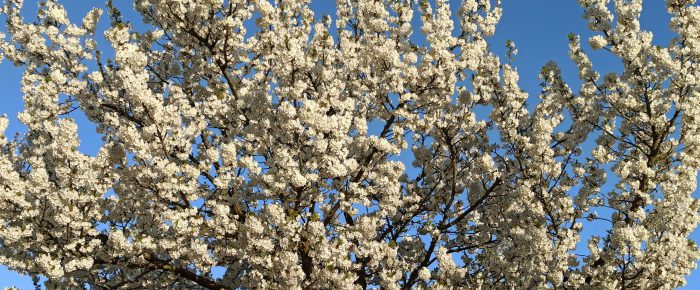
(0, 0, 699, 288)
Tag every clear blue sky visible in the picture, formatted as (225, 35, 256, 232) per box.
(0, 0, 697, 288)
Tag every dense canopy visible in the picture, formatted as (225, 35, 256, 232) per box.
(0, 0, 699, 289)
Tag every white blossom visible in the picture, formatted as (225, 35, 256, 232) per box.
(589, 34, 608, 49)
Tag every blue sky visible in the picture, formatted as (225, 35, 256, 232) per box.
(0, 0, 697, 288)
